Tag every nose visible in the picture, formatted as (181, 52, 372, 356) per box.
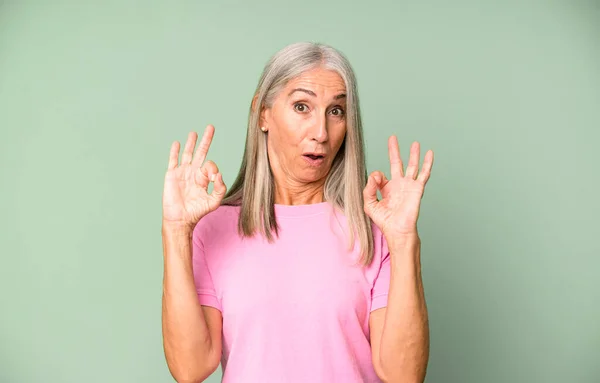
(310, 112, 328, 143)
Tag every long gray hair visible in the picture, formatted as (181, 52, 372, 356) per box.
(221, 41, 374, 266)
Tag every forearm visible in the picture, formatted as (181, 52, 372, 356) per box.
(380, 235, 430, 383)
(162, 225, 218, 382)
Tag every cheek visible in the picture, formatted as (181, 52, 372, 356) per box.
(331, 123, 347, 148)
(269, 113, 305, 159)
(276, 111, 307, 142)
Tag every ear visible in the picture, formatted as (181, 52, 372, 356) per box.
(252, 93, 270, 128)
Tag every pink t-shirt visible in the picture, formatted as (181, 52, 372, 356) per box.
(192, 201, 391, 383)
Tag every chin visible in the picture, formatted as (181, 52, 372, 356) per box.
(300, 170, 329, 183)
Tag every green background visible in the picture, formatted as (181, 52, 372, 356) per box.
(1, 1, 598, 382)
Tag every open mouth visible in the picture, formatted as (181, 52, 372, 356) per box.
(302, 153, 326, 166)
(304, 154, 324, 160)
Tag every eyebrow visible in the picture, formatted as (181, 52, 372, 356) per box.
(288, 88, 346, 100)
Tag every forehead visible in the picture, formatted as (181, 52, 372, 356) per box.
(284, 68, 346, 96)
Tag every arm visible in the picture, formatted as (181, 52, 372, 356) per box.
(162, 224, 222, 383)
(363, 136, 434, 382)
(370, 234, 429, 383)
(161, 126, 227, 382)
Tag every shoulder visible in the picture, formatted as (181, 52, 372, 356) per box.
(192, 204, 241, 246)
(369, 221, 390, 266)
(331, 208, 389, 268)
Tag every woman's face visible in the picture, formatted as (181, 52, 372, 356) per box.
(261, 67, 347, 188)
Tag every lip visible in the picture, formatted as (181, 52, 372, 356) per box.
(302, 152, 326, 167)
(302, 152, 326, 158)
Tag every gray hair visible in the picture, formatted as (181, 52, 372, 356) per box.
(222, 41, 374, 265)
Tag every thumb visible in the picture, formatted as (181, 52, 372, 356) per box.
(210, 173, 227, 201)
(363, 172, 379, 214)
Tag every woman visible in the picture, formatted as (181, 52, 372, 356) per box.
(161, 42, 433, 383)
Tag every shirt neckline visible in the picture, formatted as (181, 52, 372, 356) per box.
(273, 201, 332, 218)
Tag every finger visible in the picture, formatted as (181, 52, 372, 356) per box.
(200, 160, 219, 183)
(167, 141, 180, 170)
(363, 172, 380, 214)
(210, 173, 227, 202)
(388, 136, 404, 179)
(372, 170, 389, 189)
(405, 141, 420, 180)
(192, 125, 215, 166)
(372, 170, 390, 201)
(194, 166, 206, 187)
(181, 131, 198, 165)
(417, 149, 434, 184)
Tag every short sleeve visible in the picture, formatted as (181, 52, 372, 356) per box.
(370, 233, 391, 312)
(191, 226, 222, 312)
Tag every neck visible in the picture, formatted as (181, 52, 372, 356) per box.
(273, 181, 325, 206)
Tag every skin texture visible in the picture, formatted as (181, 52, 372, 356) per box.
(258, 67, 348, 205)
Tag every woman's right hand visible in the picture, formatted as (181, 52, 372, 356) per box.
(162, 124, 227, 232)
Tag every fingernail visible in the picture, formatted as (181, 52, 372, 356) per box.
(210, 174, 215, 182)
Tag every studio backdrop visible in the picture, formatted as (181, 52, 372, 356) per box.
(1, 1, 598, 382)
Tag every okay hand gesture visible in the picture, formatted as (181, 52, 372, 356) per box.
(363, 136, 434, 240)
(162, 125, 227, 231)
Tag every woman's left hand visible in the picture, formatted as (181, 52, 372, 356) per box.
(363, 136, 434, 240)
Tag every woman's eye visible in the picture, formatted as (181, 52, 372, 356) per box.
(294, 103, 308, 113)
(331, 107, 345, 117)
